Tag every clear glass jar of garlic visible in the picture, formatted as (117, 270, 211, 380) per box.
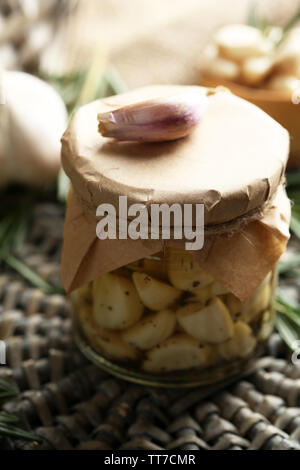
(71, 249, 276, 387)
(61, 84, 290, 388)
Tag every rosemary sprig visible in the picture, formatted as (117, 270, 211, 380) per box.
(278, 253, 300, 276)
(55, 64, 127, 202)
(283, 7, 300, 33)
(0, 380, 41, 443)
(58, 169, 71, 203)
(0, 188, 63, 294)
(247, 0, 272, 35)
(5, 255, 64, 295)
(276, 291, 300, 328)
(275, 289, 300, 351)
(248, 0, 260, 29)
(275, 313, 300, 351)
(105, 66, 128, 95)
(42, 70, 87, 114)
(290, 213, 300, 239)
(0, 380, 18, 405)
(286, 170, 300, 188)
(248, 1, 300, 44)
(286, 171, 300, 239)
(275, 170, 300, 347)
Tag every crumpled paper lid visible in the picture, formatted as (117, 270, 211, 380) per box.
(61, 85, 289, 226)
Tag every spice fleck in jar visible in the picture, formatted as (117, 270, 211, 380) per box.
(61, 85, 291, 387)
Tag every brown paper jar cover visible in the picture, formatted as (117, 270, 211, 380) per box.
(201, 75, 300, 168)
(61, 85, 291, 300)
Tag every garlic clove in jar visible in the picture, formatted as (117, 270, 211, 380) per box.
(258, 310, 274, 341)
(132, 272, 182, 311)
(177, 298, 234, 344)
(215, 24, 273, 62)
(218, 321, 256, 360)
(92, 327, 140, 362)
(127, 256, 168, 281)
(0, 71, 68, 188)
(210, 281, 230, 296)
(77, 283, 93, 305)
(76, 302, 139, 361)
(168, 249, 213, 292)
(142, 334, 213, 372)
(225, 293, 242, 319)
(188, 281, 229, 304)
(122, 309, 176, 351)
(187, 284, 213, 304)
(241, 283, 272, 322)
(93, 273, 144, 330)
(77, 303, 96, 341)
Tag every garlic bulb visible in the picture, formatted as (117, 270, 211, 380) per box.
(0, 70, 67, 187)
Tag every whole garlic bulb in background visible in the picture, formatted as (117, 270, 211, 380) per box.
(0, 70, 67, 188)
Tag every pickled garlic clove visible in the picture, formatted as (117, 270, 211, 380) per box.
(127, 256, 168, 281)
(167, 249, 213, 292)
(122, 310, 176, 351)
(132, 272, 182, 311)
(176, 298, 234, 344)
(240, 283, 272, 322)
(218, 321, 256, 360)
(142, 334, 213, 372)
(92, 273, 144, 330)
(188, 281, 229, 304)
(92, 328, 140, 361)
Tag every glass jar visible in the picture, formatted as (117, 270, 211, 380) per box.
(61, 84, 290, 388)
(70, 248, 276, 387)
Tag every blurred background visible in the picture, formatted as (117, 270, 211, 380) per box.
(2, 0, 299, 85)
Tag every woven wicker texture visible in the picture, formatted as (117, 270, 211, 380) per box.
(0, 203, 300, 451)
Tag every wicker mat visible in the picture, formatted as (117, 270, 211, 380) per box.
(0, 202, 300, 451)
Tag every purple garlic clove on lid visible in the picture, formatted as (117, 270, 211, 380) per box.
(97, 91, 210, 142)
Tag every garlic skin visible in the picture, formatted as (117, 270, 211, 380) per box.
(0, 71, 67, 188)
(98, 92, 209, 142)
